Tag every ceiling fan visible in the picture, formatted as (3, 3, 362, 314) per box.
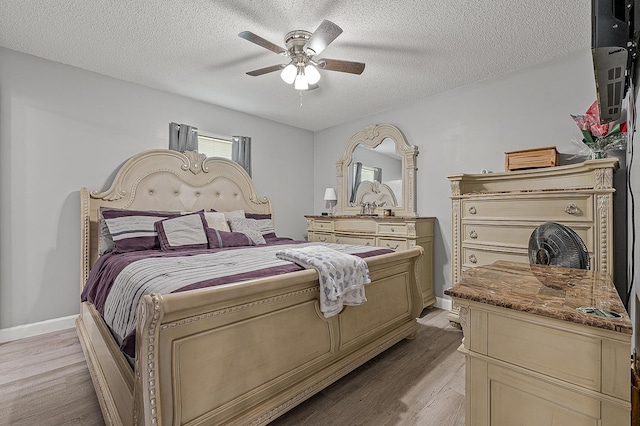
(239, 20, 365, 91)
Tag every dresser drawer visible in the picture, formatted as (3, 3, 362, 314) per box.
(376, 238, 409, 251)
(308, 232, 334, 243)
(462, 246, 528, 269)
(377, 222, 408, 236)
(311, 220, 333, 231)
(334, 219, 376, 234)
(334, 234, 375, 247)
(462, 223, 594, 252)
(487, 313, 602, 392)
(462, 195, 593, 222)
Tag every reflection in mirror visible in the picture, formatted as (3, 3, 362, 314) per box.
(349, 139, 402, 207)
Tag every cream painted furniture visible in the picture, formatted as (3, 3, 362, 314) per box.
(76, 149, 424, 426)
(447, 158, 619, 325)
(446, 261, 631, 426)
(306, 215, 435, 308)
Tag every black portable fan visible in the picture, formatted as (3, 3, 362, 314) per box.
(528, 222, 590, 270)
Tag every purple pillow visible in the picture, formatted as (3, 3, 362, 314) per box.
(155, 212, 209, 251)
(101, 208, 179, 253)
(206, 228, 255, 248)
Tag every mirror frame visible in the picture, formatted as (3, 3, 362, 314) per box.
(336, 124, 418, 217)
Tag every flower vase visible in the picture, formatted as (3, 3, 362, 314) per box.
(591, 150, 605, 159)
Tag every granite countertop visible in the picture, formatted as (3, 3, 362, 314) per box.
(444, 261, 632, 334)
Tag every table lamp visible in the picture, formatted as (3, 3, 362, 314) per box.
(324, 188, 337, 216)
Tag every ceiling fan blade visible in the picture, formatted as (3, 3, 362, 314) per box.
(239, 31, 286, 55)
(246, 64, 286, 76)
(318, 58, 365, 75)
(306, 20, 343, 56)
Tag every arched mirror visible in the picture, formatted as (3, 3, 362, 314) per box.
(336, 124, 418, 217)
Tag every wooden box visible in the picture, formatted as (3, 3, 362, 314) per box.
(505, 146, 557, 171)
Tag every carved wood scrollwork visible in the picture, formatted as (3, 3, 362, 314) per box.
(458, 306, 469, 347)
(182, 151, 209, 175)
(135, 293, 163, 426)
(364, 124, 380, 141)
(452, 199, 460, 285)
(450, 181, 461, 197)
(594, 167, 614, 189)
(597, 194, 610, 272)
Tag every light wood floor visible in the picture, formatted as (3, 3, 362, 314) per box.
(0, 308, 465, 426)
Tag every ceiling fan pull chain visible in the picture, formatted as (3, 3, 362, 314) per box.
(299, 90, 303, 107)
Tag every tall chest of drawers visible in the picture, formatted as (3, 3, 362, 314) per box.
(447, 159, 619, 325)
(305, 215, 435, 308)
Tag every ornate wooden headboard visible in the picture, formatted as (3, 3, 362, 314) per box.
(80, 149, 272, 288)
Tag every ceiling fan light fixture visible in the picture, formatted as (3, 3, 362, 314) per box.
(240, 20, 365, 93)
(305, 64, 321, 85)
(281, 63, 297, 84)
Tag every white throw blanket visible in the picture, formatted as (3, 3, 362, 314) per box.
(276, 245, 371, 317)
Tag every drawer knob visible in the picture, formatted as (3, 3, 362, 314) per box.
(468, 206, 477, 215)
(390, 227, 395, 232)
(366, 242, 371, 246)
(469, 254, 477, 264)
(336, 238, 340, 244)
(469, 230, 478, 239)
(564, 203, 579, 215)
(319, 237, 327, 242)
(386, 243, 400, 250)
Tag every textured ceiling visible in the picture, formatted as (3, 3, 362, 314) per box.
(0, 0, 590, 131)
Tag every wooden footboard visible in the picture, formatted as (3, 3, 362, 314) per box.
(77, 247, 422, 426)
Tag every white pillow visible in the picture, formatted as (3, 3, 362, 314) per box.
(228, 217, 266, 245)
(204, 212, 231, 232)
(222, 210, 245, 220)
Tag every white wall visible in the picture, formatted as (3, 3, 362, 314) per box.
(313, 48, 600, 303)
(0, 47, 314, 330)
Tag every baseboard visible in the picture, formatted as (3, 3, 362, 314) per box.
(0, 314, 78, 344)
(434, 297, 452, 311)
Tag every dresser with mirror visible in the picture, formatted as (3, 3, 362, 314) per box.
(306, 124, 436, 308)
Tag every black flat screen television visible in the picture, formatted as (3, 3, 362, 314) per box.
(592, 0, 640, 123)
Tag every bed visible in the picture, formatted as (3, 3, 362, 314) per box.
(76, 149, 424, 426)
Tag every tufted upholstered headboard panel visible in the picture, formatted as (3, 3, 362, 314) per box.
(80, 150, 272, 288)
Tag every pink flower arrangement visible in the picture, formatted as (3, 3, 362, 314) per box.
(571, 101, 627, 158)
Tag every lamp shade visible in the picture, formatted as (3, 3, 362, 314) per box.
(280, 63, 297, 84)
(294, 72, 309, 90)
(305, 64, 321, 85)
(323, 187, 337, 201)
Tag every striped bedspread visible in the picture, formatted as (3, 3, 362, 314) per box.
(82, 241, 391, 357)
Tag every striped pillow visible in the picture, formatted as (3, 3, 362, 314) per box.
(101, 208, 179, 253)
(206, 228, 255, 248)
(155, 212, 209, 251)
(245, 213, 276, 238)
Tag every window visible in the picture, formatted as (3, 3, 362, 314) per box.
(361, 166, 375, 182)
(197, 133, 232, 159)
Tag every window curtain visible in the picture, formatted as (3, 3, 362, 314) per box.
(168, 122, 198, 152)
(349, 161, 363, 205)
(232, 136, 252, 176)
(373, 167, 382, 183)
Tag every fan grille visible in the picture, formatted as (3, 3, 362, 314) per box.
(528, 222, 590, 270)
